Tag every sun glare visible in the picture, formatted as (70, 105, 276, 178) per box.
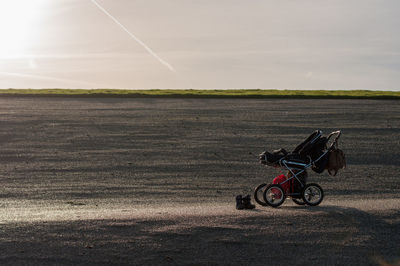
(0, 0, 45, 58)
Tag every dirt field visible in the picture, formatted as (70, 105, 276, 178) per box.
(0, 97, 399, 265)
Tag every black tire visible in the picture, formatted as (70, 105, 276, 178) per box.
(292, 198, 306, 205)
(262, 184, 286, 208)
(254, 183, 268, 206)
(302, 183, 324, 206)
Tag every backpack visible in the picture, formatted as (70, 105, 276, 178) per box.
(326, 147, 346, 176)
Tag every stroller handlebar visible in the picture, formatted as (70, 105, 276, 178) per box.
(327, 130, 341, 149)
(327, 130, 341, 139)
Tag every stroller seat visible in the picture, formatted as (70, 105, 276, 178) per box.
(259, 147, 307, 164)
(259, 130, 329, 172)
(259, 148, 288, 166)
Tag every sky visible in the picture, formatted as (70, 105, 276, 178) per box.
(0, 0, 399, 90)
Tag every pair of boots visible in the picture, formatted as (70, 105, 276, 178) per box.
(236, 194, 255, 210)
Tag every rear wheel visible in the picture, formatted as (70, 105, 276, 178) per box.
(254, 183, 268, 206)
(263, 184, 286, 208)
(302, 183, 324, 206)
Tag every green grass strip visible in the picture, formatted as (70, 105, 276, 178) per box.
(0, 89, 399, 99)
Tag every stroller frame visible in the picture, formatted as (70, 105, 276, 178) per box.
(255, 130, 342, 207)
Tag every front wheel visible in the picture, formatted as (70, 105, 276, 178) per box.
(254, 183, 268, 206)
(302, 183, 324, 206)
(263, 184, 286, 208)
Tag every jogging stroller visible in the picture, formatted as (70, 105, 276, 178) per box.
(254, 130, 342, 207)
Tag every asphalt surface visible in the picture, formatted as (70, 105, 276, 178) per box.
(0, 97, 399, 265)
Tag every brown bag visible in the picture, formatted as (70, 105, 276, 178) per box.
(326, 148, 346, 176)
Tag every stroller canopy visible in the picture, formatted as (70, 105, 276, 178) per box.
(292, 130, 322, 154)
(293, 130, 328, 160)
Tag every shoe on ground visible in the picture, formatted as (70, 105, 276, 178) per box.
(242, 194, 255, 209)
(236, 195, 245, 210)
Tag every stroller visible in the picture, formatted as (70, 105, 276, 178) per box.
(254, 130, 342, 207)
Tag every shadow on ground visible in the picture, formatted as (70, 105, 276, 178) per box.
(0, 205, 399, 265)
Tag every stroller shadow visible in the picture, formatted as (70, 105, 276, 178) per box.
(263, 203, 400, 265)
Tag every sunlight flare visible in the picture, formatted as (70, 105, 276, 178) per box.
(0, 0, 46, 57)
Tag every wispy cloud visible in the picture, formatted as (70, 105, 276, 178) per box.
(0, 71, 103, 87)
(0, 53, 147, 60)
(305, 72, 313, 79)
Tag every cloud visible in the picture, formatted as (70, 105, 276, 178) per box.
(29, 59, 38, 69)
(0, 71, 103, 87)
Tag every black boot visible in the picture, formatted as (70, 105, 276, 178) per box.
(236, 195, 244, 210)
(242, 195, 255, 209)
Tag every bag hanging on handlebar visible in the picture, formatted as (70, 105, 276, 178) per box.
(326, 147, 346, 176)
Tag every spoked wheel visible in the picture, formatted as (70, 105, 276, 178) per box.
(254, 183, 268, 206)
(263, 184, 286, 208)
(292, 198, 306, 205)
(302, 183, 324, 206)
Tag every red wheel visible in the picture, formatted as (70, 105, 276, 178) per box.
(262, 184, 286, 208)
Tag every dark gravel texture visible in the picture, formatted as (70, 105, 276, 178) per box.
(0, 97, 399, 265)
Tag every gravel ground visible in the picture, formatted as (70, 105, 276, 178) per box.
(0, 97, 399, 265)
